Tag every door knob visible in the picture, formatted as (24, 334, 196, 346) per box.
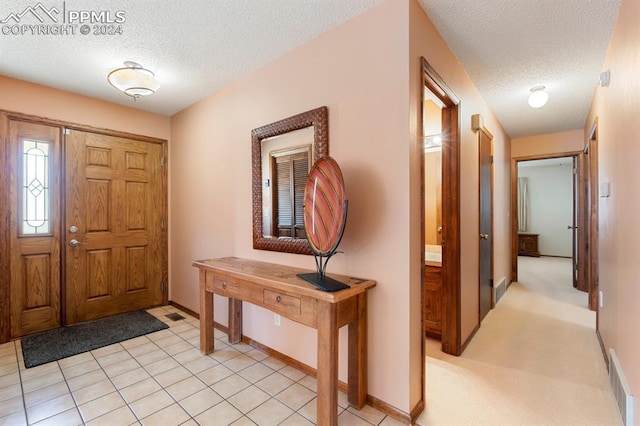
(567, 225, 577, 230)
(69, 239, 84, 247)
(480, 234, 489, 240)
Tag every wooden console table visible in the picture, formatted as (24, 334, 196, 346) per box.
(193, 257, 376, 426)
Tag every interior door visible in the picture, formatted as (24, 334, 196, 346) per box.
(8, 120, 62, 337)
(65, 130, 164, 323)
(479, 128, 493, 321)
(572, 157, 578, 288)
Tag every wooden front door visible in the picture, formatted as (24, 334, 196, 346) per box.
(64, 130, 164, 323)
(8, 121, 62, 337)
(479, 128, 493, 321)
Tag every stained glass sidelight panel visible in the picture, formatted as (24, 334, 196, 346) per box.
(22, 139, 50, 235)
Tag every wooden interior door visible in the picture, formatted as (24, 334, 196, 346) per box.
(8, 120, 62, 337)
(65, 130, 164, 323)
(479, 128, 493, 321)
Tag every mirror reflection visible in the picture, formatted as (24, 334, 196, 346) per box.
(423, 88, 443, 264)
(252, 106, 328, 254)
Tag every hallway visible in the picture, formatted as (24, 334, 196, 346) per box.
(418, 257, 621, 425)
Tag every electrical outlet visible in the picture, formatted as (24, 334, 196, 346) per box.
(599, 291, 604, 308)
(274, 314, 281, 326)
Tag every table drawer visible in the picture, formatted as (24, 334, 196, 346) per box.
(209, 275, 261, 303)
(263, 289, 301, 317)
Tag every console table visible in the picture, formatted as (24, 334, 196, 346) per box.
(193, 257, 376, 426)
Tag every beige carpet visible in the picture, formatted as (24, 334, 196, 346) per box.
(417, 256, 622, 425)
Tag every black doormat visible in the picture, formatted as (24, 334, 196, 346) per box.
(21, 310, 169, 368)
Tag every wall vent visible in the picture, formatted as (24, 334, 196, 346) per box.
(494, 278, 507, 304)
(609, 348, 635, 426)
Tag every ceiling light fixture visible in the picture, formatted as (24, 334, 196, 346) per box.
(107, 61, 159, 100)
(527, 86, 548, 108)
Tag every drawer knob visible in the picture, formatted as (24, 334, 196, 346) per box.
(276, 296, 282, 304)
(222, 283, 227, 289)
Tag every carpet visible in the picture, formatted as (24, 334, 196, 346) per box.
(21, 310, 169, 368)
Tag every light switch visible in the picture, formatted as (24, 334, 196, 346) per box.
(599, 182, 610, 197)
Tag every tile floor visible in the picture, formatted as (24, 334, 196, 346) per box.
(0, 306, 402, 426)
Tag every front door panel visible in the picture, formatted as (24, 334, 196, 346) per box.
(65, 130, 163, 323)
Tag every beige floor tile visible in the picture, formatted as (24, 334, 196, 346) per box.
(180, 328, 200, 341)
(213, 329, 227, 339)
(346, 404, 385, 425)
(24, 381, 69, 407)
(163, 340, 192, 356)
(78, 391, 127, 422)
(0, 372, 19, 389)
(102, 357, 140, 378)
(227, 385, 270, 413)
(0, 362, 18, 377)
(57, 352, 94, 369)
(247, 398, 294, 426)
(229, 342, 253, 353)
(196, 363, 234, 386)
(136, 350, 171, 368)
(183, 354, 218, 374)
(153, 334, 183, 348)
(0, 382, 22, 403)
(66, 368, 107, 392)
(22, 370, 64, 393)
(299, 397, 344, 423)
(255, 372, 294, 396)
(141, 403, 191, 425)
(210, 347, 242, 364)
(32, 407, 83, 426)
(211, 374, 251, 399)
(165, 376, 206, 401)
(195, 400, 243, 426)
(276, 383, 315, 411)
(168, 323, 194, 334)
(0, 395, 24, 416)
(173, 347, 203, 366)
(337, 410, 372, 425)
(121, 335, 152, 349)
(60, 359, 100, 379)
(245, 348, 270, 362)
(111, 366, 151, 389)
(237, 362, 274, 384)
(147, 329, 174, 341)
(90, 343, 123, 358)
(180, 420, 198, 426)
(278, 365, 306, 382)
(86, 405, 137, 425)
(226, 354, 260, 373)
(72, 378, 116, 405)
(129, 389, 174, 419)
(260, 357, 286, 371)
(126, 341, 160, 358)
(0, 409, 26, 426)
(96, 348, 133, 367)
(179, 387, 223, 417)
(186, 336, 200, 347)
(145, 357, 180, 376)
(154, 365, 192, 388)
(297, 375, 317, 393)
(27, 393, 75, 424)
(378, 415, 406, 426)
(120, 377, 162, 404)
(20, 361, 60, 381)
(279, 413, 314, 426)
(230, 416, 258, 426)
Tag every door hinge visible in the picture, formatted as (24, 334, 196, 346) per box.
(161, 281, 165, 293)
(64, 128, 71, 135)
(160, 157, 165, 167)
(490, 155, 494, 164)
(490, 279, 494, 288)
(160, 219, 164, 230)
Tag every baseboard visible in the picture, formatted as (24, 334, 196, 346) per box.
(169, 301, 412, 423)
(597, 329, 609, 369)
(540, 255, 572, 259)
(409, 399, 425, 424)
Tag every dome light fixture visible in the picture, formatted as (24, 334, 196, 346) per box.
(528, 86, 548, 108)
(107, 61, 159, 100)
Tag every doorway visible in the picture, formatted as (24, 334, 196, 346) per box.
(1, 112, 168, 341)
(511, 152, 592, 304)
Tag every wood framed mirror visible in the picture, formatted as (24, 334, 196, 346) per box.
(252, 106, 328, 254)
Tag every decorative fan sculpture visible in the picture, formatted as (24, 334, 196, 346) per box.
(297, 156, 349, 292)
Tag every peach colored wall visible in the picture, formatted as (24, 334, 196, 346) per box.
(511, 129, 584, 159)
(585, 0, 640, 420)
(409, 0, 512, 371)
(0, 76, 170, 140)
(170, 0, 413, 414)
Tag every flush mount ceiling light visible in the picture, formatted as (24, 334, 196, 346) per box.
(527, 86, 549, 108)
(107, 61, 159, 100)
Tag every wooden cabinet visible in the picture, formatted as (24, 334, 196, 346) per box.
(518, 233, 540, 257)
(424, 263, 443, 339)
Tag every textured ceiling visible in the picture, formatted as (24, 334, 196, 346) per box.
(418, 0, 621, 137)
(0, 1, 622, 137)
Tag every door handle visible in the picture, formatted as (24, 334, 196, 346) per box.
(480, 234, 489, 240)
(567, 226, 577, 230)
(69, 239, 85, 247)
